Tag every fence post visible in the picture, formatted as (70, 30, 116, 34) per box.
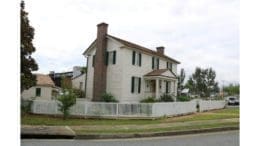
(55, 100, 58, 115)
(116, 103, 119, 117)
(85, 102, 88, 118)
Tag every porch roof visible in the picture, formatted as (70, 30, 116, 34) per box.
(144, 69, 177, 79)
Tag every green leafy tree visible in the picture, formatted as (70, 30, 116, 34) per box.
(80, 67, 87, 74)
(185, 77, 195, 94)
(177, 68, 186, 96)
(204, 68, 219, 97)
(186, 67, 219, 98)
(223, 84, 240, 96)
(21, 1, 38, 92)
(57, 89, 76, 120)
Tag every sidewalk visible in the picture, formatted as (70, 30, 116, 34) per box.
(21, 118, 239, 139)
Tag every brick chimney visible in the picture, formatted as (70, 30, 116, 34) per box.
(156, 46, 165, 55)
(93, 22, 108, 101)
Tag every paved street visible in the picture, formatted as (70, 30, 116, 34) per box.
(21, 130, 239, 146)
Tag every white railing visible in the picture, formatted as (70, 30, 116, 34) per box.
(30, 99, 226, 118)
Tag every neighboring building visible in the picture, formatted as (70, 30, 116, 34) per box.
(49, 66, 84, 87)
(83, 23, 180, 102)
(72, 73, 86, 91)
(49, 71, 73, 87)
(21, 74, 58, 100)
(181, 88, 190, 96)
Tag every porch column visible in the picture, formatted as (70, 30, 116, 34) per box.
(155, 78, 159, 99)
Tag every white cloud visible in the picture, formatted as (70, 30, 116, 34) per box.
(25, 0, 239, 84)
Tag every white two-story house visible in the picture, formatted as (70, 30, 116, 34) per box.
(83, 23, 180, 102)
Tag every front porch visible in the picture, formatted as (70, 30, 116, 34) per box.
(143, 69, 178, 100)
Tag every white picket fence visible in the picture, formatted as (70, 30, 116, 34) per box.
(30, 99, 226, 118)
(198, 100, 226, 112)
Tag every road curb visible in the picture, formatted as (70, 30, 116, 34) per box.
(21, 126, 239, 139)
(21, 126, 76, 139)
(75, 126, 239, 139)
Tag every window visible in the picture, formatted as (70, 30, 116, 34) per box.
(131, 76, 141, 93)
(167, 62, 172, 71)
(106, 51, 116, 65)
(152, 57, 159, 70)
(132, 51, 142, 66)
(36, 88, 41, 96)
(92, 55, 95, 67)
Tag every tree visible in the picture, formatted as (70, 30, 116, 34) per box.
(223, 84, 240, 96)
(177, 68, 186, 96)
(186, 67, 219, 98)
(80, 67, 87, 74)
(185, 77, 195, 94)
(21, 1, 38, 92)
(57, 89, 76, 120)
(204, 68, 219, 97)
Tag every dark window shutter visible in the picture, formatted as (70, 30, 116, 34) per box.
(138, 77, 141, 93)
(92, 55, 95, 67)
(36, 88, 41, 96)
(132, 51, 136, 65)
(139, 53, 142, 66)
(152, 57, 154, 69)
(170, 63, 172, 71)
(157, 58, 159, 69)
(131, 77, 135, 93)
(167, 62, 169, 69)
(106, 52, 109, 65)
(113, 51, 116, 64)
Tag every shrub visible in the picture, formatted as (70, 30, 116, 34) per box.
(57, 89, 76, 120)
(177, 96, 190, 101)
(158, 94, 174, 102)
(21, 97, 35, 115)
(140, 96, 157, 103)
(71, 88, 85, 98)
(101, 92, 118, 102)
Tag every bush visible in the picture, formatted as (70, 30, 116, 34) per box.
(177, 96, 190, 101)
(71, 88, 85, 98)
(21, 97, 35, 115)
(101, 92, 118, 102)
(140, 96, 157, 103)
(57, 89, 76, 120)
(158, 94, 174, 102)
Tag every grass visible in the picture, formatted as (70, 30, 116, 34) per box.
(74, 122, 239, 134)
(21, 114, 160, 126)
(21, 107, 239, 126)
(22, 107, 239, 135)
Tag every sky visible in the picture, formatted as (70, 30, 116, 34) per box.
(24, 0, 239, 85)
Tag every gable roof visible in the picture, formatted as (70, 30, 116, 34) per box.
(83, 35, 180, 64)
(107, 35, 180, 64)
(144, 69, 177, 78)
(145, 69, 169, 76)
(35, 74, 55, 87)
(72, 73, 86, 80)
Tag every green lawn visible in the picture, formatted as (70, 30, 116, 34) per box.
(21, 107, 239, 126)
(74, 121, 239, 134)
